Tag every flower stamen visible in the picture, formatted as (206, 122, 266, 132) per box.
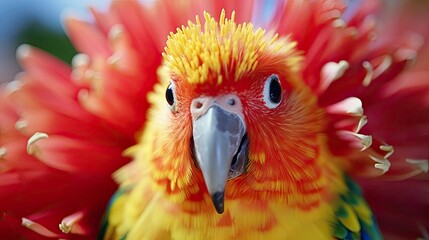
(107, 53, 121, 66)
(320, 60, 349, 91)
(59, 222, 72, 234)
(344, 97, 363, 116)
(373, 55, 392, 79)
(15, 119, 28, 131)
(71, 53, 92, 84)
(22, 218, 59, 238)
(379, 144, 394, 159)
(0, 147, 6, 158)
(5, 79, 23, 94)
(78, 89, 89, 101)
(406, 159, 429, 173)
(321, 9, 341, 22)
(16, 44, 32, 60)
(327, 97, 362, 115)
(27, 132, 49, 155)
(59, 211, 88, 235)
(108, 24, 124, 43)
(350, 132, 372, 151)
(327, 97, 368, 133)
(332, 18, 346, 28)
(356, 115, 367, 133)
(71, 53, 90, 68)
(362, 61, 373, 86)
(369, 155, 391, 174)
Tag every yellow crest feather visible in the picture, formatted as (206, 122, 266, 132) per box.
(162, 9, 301, 84)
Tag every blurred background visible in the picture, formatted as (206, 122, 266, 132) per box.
(0, 0, 111, 84)
(0, 0, 428, 84)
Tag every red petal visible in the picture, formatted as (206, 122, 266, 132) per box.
(65, 18, 111, 58)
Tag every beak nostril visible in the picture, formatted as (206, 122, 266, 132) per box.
(227, 98, 235, 106)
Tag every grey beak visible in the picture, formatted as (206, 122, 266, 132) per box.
(192, 105, 246, 213)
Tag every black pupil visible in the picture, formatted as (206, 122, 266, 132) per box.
(269, 77, 281, 104)
(166, 84, 175, 106)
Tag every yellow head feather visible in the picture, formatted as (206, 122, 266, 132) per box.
(162, 9, 301, 84)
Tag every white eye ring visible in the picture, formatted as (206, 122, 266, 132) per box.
(262, 74, 282, 109)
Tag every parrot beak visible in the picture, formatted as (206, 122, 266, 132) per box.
(192, 104, 246, 214)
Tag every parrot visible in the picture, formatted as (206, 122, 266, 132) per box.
(100, 10, 383, 240)
(1, 0, 428, 239)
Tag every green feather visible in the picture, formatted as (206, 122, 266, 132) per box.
(98, 187, 132, 240)
(333, 175, 382, 240)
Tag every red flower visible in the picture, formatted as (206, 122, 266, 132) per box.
(0, 0, 428, 239)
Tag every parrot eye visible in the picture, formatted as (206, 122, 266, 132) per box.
(263, 74, 282, 109)
(165, 82, 176, 110)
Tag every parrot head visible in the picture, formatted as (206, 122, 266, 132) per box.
(153, 10, 329, 214)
